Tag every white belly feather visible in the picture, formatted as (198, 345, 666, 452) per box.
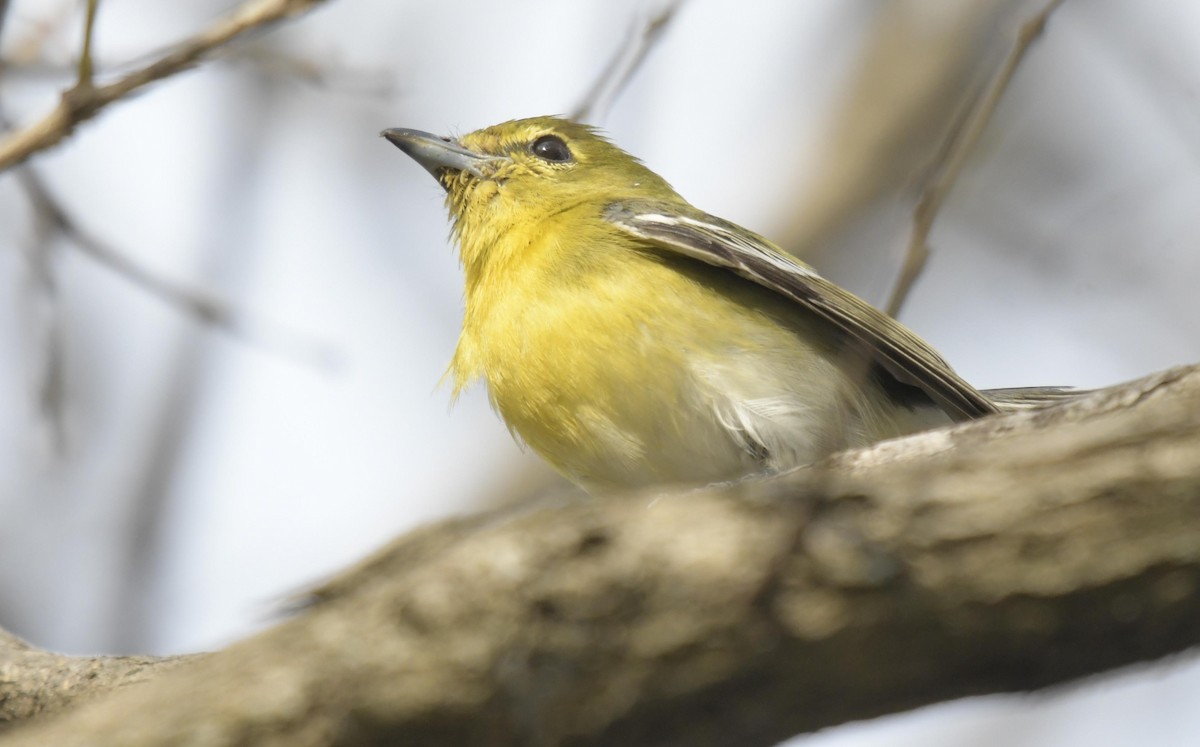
(561, 350, 948, 492)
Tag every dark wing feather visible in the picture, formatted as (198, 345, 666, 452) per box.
(604, 199, 998, 421)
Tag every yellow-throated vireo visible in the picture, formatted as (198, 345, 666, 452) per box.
(383, 116, 1071, 492)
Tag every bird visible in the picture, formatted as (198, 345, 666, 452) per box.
(382, 116, 1072, 493)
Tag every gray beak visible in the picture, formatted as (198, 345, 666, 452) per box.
(381, 128, 505, 184)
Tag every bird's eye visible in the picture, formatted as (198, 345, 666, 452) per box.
(530, 135, 573, 163)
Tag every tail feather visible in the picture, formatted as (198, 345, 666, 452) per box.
(982, 386, 1094, 412)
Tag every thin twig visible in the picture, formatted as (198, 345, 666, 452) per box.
(231, 44, 396, 96)
(76, 0, 100, 87)
(15, 167, 340, 369)
(2, 46, 395, 97)
(0, 0, 331, 172)
(14, 170, 68, 454)
(0, 0, 12, 46)
(570, 0, 685, 123)
(884, 0, 1066, 317)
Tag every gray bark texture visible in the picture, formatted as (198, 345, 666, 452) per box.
(1, 365, 1198, 747)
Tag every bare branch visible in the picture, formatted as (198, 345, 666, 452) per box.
(75, 0, 99, 87)
(885, 0, 1066, 317)
(571, 0, 684, 124)
(229, 44, 396, 96)
(14, 168, 339, 369)
(10, 168, 69, 453)
(0, 0, 11, 46)
(2, 365, 1198, 745)
(3, 45, 395, 98)
(776, 1, 1021, 265)
(0, 0, 333, 173)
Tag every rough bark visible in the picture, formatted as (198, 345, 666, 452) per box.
(0, 629, 200, 727)
(2, 365, 1198, 747)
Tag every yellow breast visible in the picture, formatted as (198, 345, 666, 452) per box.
(448, 208, 931, 491)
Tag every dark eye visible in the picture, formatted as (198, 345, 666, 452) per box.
(530, 135, 573, 163)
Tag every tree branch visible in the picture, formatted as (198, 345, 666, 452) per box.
(0, 0, 10, 46)
(885, 0, 1065, 317)
(0, 0, 332, 173)
(0, 629, 200, 728)
(75, 0, 100, 88)
(10, 166, 338, 369)
(570, 0, 684, 124)
(2, 365, 1199, 746)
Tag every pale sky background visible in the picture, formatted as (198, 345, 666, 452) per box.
(1, 1, 1199, 745)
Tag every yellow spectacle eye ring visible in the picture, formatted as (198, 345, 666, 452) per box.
(530, 135, 573, 163)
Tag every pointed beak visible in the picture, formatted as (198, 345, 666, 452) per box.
(381, 128, 505, 186)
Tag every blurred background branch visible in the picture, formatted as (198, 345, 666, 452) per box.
(776, 0, 1018, 269)
(74, 0, 98, 88)
(886, 0, 1066, 317)
(11, 162, 66, 454)
(571, 0, 684, 124)
(11, 162, 336, 365)
(0, 0, 333, 171)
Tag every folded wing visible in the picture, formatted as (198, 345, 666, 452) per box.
(604, 199, 998, 421)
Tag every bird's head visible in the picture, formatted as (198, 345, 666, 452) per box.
(382, 116, 678, 257)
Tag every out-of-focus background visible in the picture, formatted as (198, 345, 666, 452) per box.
(1, 0, 1198, 744)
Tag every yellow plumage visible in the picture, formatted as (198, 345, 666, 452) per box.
(383, 117, 991, 491)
